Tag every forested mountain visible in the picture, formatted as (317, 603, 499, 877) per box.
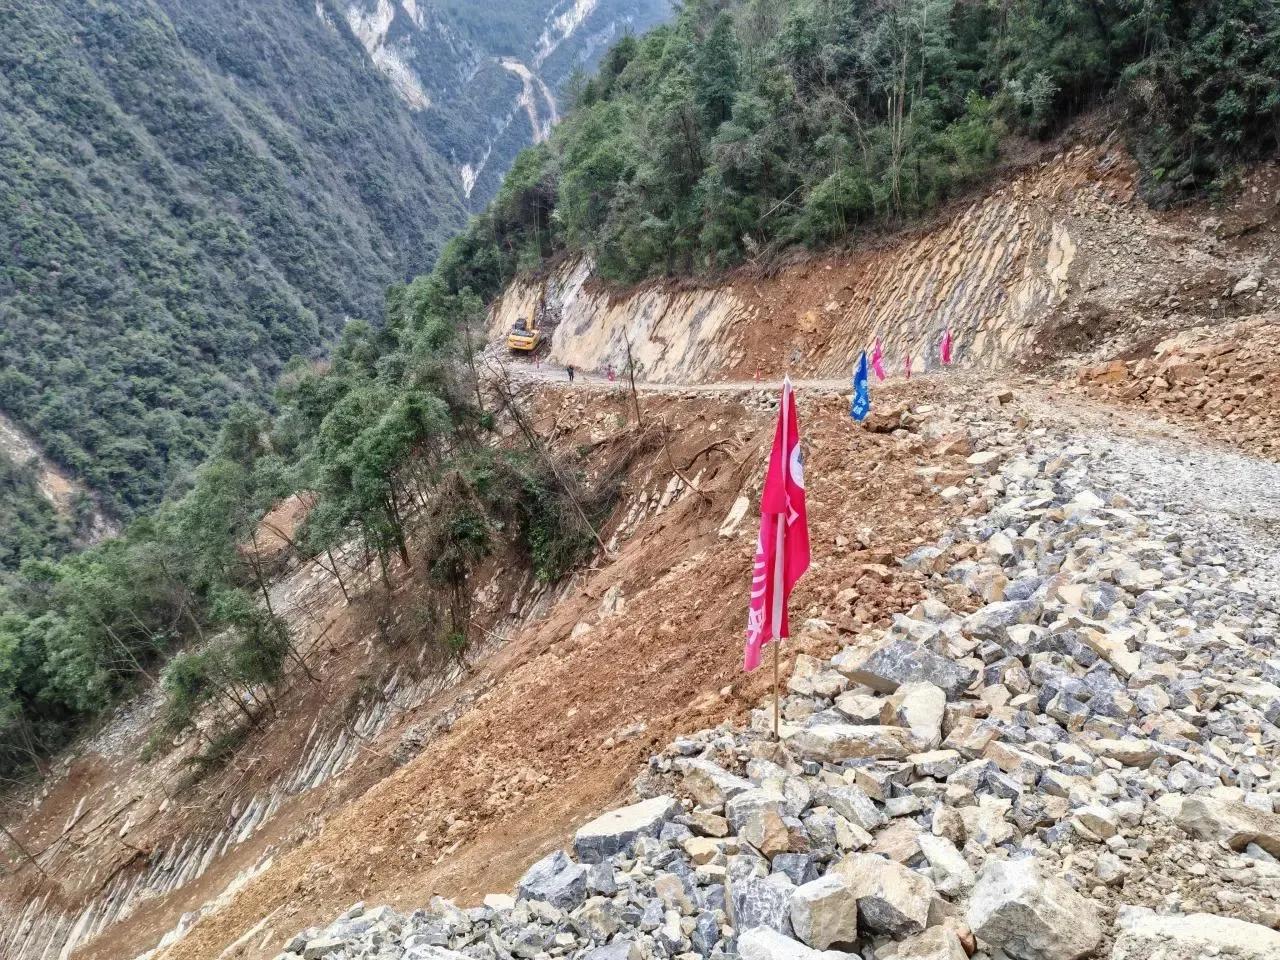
(445, 0, 1280, 286)
(3, 0, 1278, 789)
(336, 0, 673, 202)
(0, 0, 672, 569)
(0, 0, 467, 524)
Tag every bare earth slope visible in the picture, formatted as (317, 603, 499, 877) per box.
(3, 141, 1279, 960)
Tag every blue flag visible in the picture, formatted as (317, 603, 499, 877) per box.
(851, 351, 871, 422)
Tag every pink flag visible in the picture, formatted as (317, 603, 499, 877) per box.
(744, 378, 811, 672)
(904, 353, 912, 379)
(941, 328, 953, 366)
(870, 339, 886, 381)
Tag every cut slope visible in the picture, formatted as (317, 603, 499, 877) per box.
(490, 143, 1279, 384)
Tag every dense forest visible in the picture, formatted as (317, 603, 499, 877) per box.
(443, 0, 1280, 288)
(0, 454, 84, 576)
(3, 0, 1278, 783)
(0, 0, 469, 527)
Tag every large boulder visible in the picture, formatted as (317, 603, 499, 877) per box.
(1174, 796, 1280, 858)
(786, 723, 919, 763)
(574, 796, 679, 863)
(730, 872, 797, 935)
(1109, 905, 1280, 960)
(677, 758, 754, 808)
(829, 853, 934, 938)
(833, 639, 975, 700)
(517, 850, 588, 909)
(790, 875, 858, 950)
(737, 927, 822, 960)
(967, 858, 1102, 960)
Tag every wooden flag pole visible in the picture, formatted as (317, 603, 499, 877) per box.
(772, 639, 780, 739)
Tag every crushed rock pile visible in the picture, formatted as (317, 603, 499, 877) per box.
(1075, 314, 1280, 459)
(273, 414, 1280, 960)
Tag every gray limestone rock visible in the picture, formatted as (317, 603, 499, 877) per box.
(574, 796, 680, 863)
(967, 858, 1102, 960)
(833, 639, 976, 700)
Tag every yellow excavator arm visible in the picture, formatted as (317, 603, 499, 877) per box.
(507, 282, 547, 353)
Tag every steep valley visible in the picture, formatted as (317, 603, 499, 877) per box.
(2, 137, 1279, 960)
(0, 0, 672, 559)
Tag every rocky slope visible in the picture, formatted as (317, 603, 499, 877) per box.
(269, 380, 1280, 960)
(336, 0, 672, 204)
(1075, 314, 1280, 460)
(489, 143, 1280, 384)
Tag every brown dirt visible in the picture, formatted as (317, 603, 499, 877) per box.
(1073, 314, 1280, 460)
(98, 377, 981, 960)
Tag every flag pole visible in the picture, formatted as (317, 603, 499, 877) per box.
(770, 378, 790, 740)
(772, 633, 780, 739)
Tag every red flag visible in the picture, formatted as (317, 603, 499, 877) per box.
(941, 328, 953, 365)
(744, 378, 810, 672)
(870, 339, 886, 381)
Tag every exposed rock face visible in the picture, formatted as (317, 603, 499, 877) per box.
(269, 400, 1280, 960)
(340, 0, 672, 203)
(486, 144, 1186, 382)
(967, 859, 1103, 960)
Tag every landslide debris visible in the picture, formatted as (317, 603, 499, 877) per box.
(267, 390, 1280, 960)
(1075, 315, 1280, 461)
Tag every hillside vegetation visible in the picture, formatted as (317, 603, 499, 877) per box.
(443, 0, 1280, 287)
(0, 0, 468, 527)
(3, 0, 1278, 790)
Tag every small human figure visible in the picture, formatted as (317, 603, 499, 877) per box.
(567, 364, 576, 383)
(607, 364, 616, 382)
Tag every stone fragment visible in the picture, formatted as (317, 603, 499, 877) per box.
(967, 858, 1102, 960)
(834, 691, 885, 724)
(727, 789, 788, 832)
(790, 875, 858, 950)
(917, 834, 975, 895)
(301, 938, 345, 960)
(882, 682, 946, 748)
(737, 927, 821, 960)
(1174, 796, 1280, 857)
(829, 853, 934, 938)
(730, 872, 796, 935)
(574, 796, 679, 863)
(1109, 905, 1280, 960)
(1091, 738, 1157, 767)
(786, 724, 918, 762)
(963, 600, 1044, 642)
(896, 926, 970, 960)
(678, 759, 754, 807)
(741, 808, 809, 858)
(834, 639, 975, 700)
(819, 785, 886, 832)
(517, 850, 588, 909)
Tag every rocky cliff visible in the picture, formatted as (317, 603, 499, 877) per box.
(489, 140, 1276, 383)
(335, 0, 673, 204)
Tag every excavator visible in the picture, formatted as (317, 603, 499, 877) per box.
(506, 281, 548, 354)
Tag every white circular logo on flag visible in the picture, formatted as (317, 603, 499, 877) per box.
(789, 445, 805, 489)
